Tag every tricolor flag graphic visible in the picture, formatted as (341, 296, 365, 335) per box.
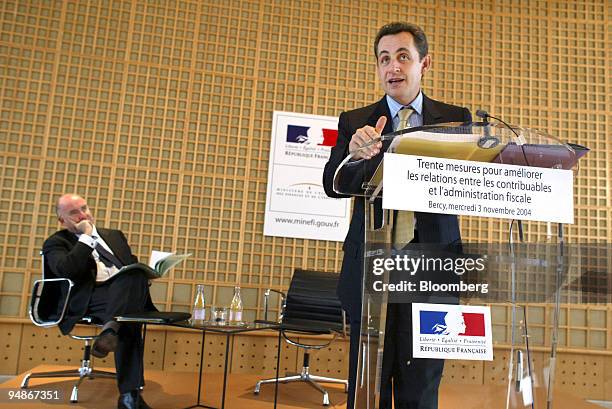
(286, 125, 338, 147)
(419, 310, 485, 336)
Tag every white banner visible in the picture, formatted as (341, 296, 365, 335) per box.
(383, 154, 574, 224)
(263, 111, 350, 241)
(412, 303, 493, 361)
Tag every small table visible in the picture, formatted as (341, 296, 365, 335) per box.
(146, 320, 280, 409)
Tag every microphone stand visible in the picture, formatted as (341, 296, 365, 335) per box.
(477, 110, 535, 409)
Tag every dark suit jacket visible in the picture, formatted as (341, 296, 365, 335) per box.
(322, 94, 471, 318)
(42, 228, 141, 334)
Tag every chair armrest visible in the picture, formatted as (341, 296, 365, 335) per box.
(341, 310, 348, 338)
(29, 277, 74, 328)
(262, 288, 286, 322)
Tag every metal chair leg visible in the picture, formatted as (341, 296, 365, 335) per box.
(254, 369, 345, 406)
(254, 350, 347, 406)
(254, 374, 303, 393)
(305, 378, 330, 406)
(21, 370, 83, 388)
(90, 370, 116, 379)
(309, 374, 349, 392)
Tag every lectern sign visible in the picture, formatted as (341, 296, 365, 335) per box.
(383, 154, 574, 224)
(412, 303, 493, 361)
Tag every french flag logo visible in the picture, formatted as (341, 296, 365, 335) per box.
(286, 125, 338, 147)
(420, 310, 485, 336)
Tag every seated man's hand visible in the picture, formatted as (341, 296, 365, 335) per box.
(74, 220, 94, 236)
(348, 116, 386, 160)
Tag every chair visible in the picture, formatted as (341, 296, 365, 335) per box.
(254, 269, 348, 406)
(20, 254, 115, 403)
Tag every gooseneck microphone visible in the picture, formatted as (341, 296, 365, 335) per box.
(476, 108, 530, 166)
(475, 109, 489, 122)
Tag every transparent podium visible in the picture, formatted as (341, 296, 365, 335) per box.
(333, 121, 598, 409)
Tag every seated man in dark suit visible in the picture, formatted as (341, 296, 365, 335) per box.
(43, 194, 155, 409)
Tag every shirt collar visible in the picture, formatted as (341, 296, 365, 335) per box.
(386, 90, 423, 119)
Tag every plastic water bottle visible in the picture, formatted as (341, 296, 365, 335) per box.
(192, 284, 206, 323)
(229, 286, 243, 324)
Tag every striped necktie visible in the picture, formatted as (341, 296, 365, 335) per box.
(393, 107, 415, 249)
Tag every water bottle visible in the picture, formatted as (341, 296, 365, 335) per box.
(229, 286, 243, 324)
(192, 284, 206, 323)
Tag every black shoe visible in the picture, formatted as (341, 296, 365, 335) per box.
(118, 390, 152, 409)
(92, 328, 118, 358)
(117, 391, 137, 409)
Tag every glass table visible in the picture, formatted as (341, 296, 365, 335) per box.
(170, 320, 280, 409)
(116, 317, 281, 409)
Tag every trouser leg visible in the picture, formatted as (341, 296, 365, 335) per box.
(104, 271, 150, 320)
(391, 303, 444, 409)
(114, 321, 144, 393)
(378, 303, 396, 409)
(88, 271, 150, 393)
(346, 316, 361, 409)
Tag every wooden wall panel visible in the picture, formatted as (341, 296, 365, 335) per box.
(442, 360, 483, 385)
(0, 0, 610, 400)
(231, 333, 298, 376)
(483, 349, 512, 385)
(555, 353, 606, 401)
(4, 322, 612, 401)
(0, 323, 22, 375)
(0, 0, 609, 328)
(605, 355, 612, 401)
(143, 326, 167, 371)
(18, 324, 97, 374)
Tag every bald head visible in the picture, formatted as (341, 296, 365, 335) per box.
(56, 194, 95, 233)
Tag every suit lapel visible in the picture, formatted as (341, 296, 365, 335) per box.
(59, 229, 78, 245)
(366, 97, 393, 131)
(366, 97, 394, 151)
(57, 229, 97, 278)
(422, 93, 443, 125)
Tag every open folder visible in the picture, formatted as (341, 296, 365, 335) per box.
(368, 130, 505, 190)
(115, 251, 191, 279)
(389, 130, 505, 162)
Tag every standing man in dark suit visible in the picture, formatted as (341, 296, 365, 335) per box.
(323, 22, 471, 409)
(43, 194, 155, 409)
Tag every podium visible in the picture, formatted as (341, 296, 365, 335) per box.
(333, 121, 593, 409)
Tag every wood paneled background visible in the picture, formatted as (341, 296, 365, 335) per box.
(0, 0, 609, 400)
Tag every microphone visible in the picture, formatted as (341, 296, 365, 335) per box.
(475, 108, 526, 156)
(475, 109, 521, 142)
(476, 109, 489, 122)
(476, 109, 497, 149)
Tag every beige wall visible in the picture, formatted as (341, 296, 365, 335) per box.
(0, 0, 610, 391)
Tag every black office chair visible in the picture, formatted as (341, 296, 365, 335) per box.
(254, 269, 348, 406)
(20, 254, 115, 403)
